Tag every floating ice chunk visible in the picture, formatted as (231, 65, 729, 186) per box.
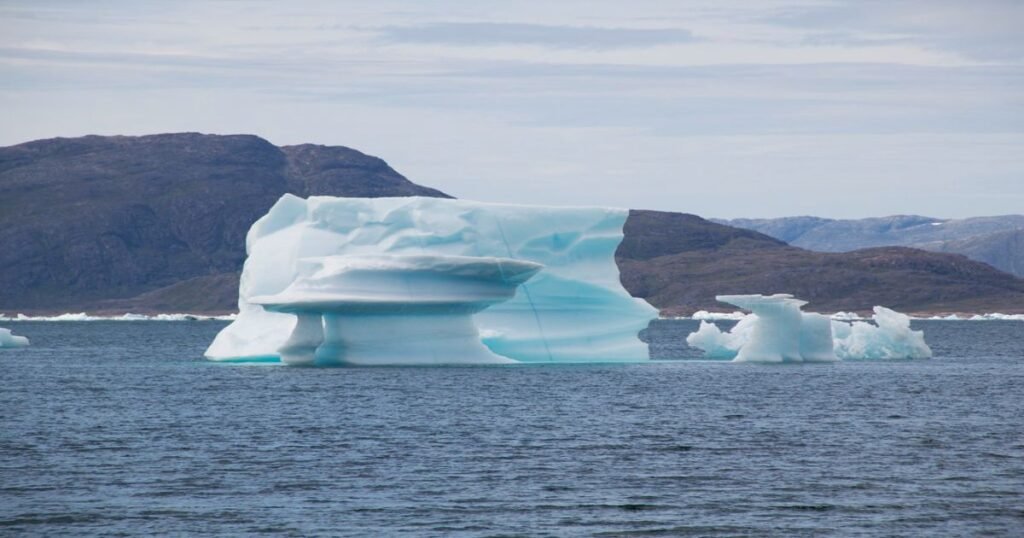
(0, 312, 235, 321)
(690, 310, 747, 321)
(919, 313, 1024, 321)
(685, 315, 755, 359)
(713, 294, 837, 363)
(829, 311, 864, 321)
(16, 312, 94, 321)
(0, 327, 29, 348)
(206, 195, 657, 364)
(832, 306, 932, 359)
(929, 314, 963, 321)
(968, 313, 1024, 321)
(686, 294, 925, 362)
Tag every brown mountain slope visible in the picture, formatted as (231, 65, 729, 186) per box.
(0, 133, 449, 312)
(617, 210, 1024, 315)
(4, 134, 1023, 315)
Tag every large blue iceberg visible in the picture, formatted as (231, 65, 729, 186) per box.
(206, 195, 658, 365)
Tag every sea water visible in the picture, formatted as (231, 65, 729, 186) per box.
(1, 320, 1022, 536)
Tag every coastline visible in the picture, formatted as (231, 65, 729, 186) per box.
(4, 310, 1021, 322)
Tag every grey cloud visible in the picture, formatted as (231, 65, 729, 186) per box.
(759, 1, 1024, 62)
(375, 22, 697, 49)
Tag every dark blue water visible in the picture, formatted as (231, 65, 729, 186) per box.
(1, 320, 1022, 536)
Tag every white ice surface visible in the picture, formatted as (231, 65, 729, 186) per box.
(689, 310, 747, 321)
(0, 327, 29, 348)
(0, 313, 236, 321)
(832, 306, 932, 360)
(686, 295, 930, 362)
(716, 294, 837, 363)
(206, 195, 657, 364)
(685, 316, 755, 359)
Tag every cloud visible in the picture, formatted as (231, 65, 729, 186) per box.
(375, 22, 698, 49)
(0, 0, 1021, 218)
(760, 0, 1024, 62)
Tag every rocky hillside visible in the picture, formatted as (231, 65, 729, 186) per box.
(0, 133, 448, 312)
(619, 211, 1024, 315)
(3, 133, 1023, 315)
(717, 215, 1024, 277)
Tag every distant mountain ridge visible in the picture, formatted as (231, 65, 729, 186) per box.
(716, 215, 1024, 277)
(2, 133, 1023, 315)
(617, 211, 1024, 316)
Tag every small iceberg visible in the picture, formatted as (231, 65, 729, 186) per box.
(0, 327, 30, 348)
(686, 294, 931, 362)
(832, 306, 932, 360)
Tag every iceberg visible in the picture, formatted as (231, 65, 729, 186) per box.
(686, 294, 930, 362)
(0, 327, 29, 348)
(832, 306, 932, 360)
(704, 294, 838, 363)
(206, 195, 658, 365)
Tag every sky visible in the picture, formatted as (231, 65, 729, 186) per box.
(0, 0, 1021, 218)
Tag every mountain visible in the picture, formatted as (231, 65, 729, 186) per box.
(0, 133, 449, 312)
(619, 211, 1024, 315)
(3, 133, 1023, 315)
(920, 229, 1024, 278)
(717, 215, 1024, 277)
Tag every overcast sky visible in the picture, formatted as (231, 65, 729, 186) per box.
(1, 0, 1021, 218)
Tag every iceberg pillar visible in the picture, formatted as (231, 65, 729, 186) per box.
(277, 312, 324, 366)
(718, 294, 805, 363)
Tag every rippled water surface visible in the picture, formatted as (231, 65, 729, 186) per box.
(2, 320, 1023, 536)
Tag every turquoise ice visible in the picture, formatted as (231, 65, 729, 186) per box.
(205, 195, 657, 365)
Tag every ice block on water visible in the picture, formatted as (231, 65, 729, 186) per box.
(0, 327, 29, 348)
(686, 294, 928, 362)
(205, 195, 658, 365)
(832, 306, 932, 360)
